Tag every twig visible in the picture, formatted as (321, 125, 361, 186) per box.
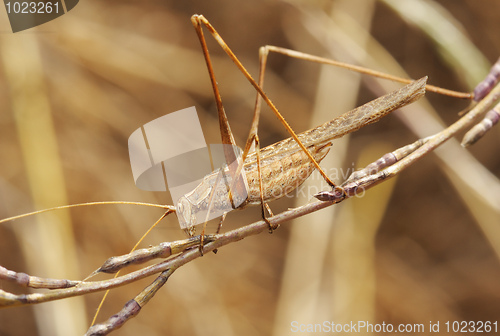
(1, 81, 497, 335)
(0, 198, 334, 308)
(0, 265, 80, 289)
(315, 80, 500, 201)
(85, 269, 174, 336)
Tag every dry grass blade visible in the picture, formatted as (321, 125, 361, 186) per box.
(273, 1, 382, 333)
(0, 33, 87, 335)
(382, 0, 490, 87)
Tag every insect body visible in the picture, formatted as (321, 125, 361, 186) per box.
(176, 77, 427, 232)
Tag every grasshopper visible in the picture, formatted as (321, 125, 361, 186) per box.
(176, 15, 469, 239)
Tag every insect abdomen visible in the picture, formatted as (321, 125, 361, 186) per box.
(244, 143, 331, 204)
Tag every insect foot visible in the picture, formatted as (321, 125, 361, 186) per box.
(266, 219, 280, 234)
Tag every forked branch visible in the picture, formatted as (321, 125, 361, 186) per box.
(1, 79, 498, 335)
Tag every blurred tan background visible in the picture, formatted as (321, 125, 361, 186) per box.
(0, 0, 500, 335)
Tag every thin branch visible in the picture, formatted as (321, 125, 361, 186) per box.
(1, 80, 497, 335)
(0, 265, 80, 289)
(0, 198, 334, 308)
(316, 81, 500, 201)
(85, 269, 174, 336)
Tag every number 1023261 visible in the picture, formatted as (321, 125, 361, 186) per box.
(445, 321, 497, 333)
(5, 1, 60, 14)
